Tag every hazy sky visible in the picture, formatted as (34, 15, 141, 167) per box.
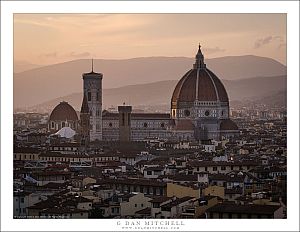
(14, 14, 287, 65)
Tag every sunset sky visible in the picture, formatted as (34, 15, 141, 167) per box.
(14, 14, 287, 65)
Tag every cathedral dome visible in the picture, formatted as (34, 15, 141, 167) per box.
(171, 45, 228, 109)
(49, 101, 78, 121)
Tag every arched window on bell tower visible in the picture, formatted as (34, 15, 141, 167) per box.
(88, 92, 91, 101)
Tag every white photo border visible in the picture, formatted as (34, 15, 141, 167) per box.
(1, 1, 299, 231)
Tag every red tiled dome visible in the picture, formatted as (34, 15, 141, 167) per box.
(49, 101, 78, 121)
(220, 119, 238, 131)
(171, 45, 228, 108)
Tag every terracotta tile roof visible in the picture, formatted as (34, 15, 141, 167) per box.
(173, 120, 194, 131)
(135, 207, 151, 215)
(49, 101, 78, 121)
(98, 178, 167, 187)
(206, 203, 281, 215)
(161, 196, 194, 208)
(168, 174, 198, 182)
(149, 196, 172, 203)
(224, 188, 243, 194)
(220, 119, 239, 131)
(188, 160, 259, 168)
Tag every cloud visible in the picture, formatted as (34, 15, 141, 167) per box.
(40, 52, 57, 58)
(202, 46, 226, 54)
(67, 52, 91, 58)
(254, 36, 273, 49)
(254, 36, 285, 49)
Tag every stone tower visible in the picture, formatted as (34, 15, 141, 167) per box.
(118, 105, 132, 142)
(80, 93, 90, 147)
(82, 60, 103, 141)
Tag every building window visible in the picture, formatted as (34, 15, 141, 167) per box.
(205, 110, 210, 116)
(127, 114, 131, 126)
(96, 91, 99, 101)
(109, 122, 112, 127)
(21, 198, 24, 203)
(213, 167, 217, 171)
(141, 204, 144, 207)
(161, 123, 165, 128)
(135, 204, 137, 207)
(184, 110, 190, 117)
(144, 123, 148, 128)
(122, 113, 125, 126)
(221, 166, 226, 171)
(160, 188, 163, 195)
(88, 92, 91, 101)
(62, 122, 65, 128)
(51, 121, 55, 129)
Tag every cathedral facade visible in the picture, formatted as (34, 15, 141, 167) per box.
(49, 45, 239, 142)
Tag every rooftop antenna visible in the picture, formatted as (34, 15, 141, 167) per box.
(91, 58, 94, 72)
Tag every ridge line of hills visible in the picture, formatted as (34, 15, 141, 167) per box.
(14, 55, 287, 110)
(23, 75, 286, 113)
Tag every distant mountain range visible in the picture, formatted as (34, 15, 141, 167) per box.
(27, 75, 286, 113)
(14, 61, 42, 73)
(14, 55, 286, 109)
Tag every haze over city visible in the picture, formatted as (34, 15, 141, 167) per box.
(13, 13, 286, 112)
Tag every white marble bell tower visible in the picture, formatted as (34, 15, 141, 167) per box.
(82, 59, 103, 141)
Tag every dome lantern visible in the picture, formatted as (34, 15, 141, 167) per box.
(193, 43, 206, 69)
